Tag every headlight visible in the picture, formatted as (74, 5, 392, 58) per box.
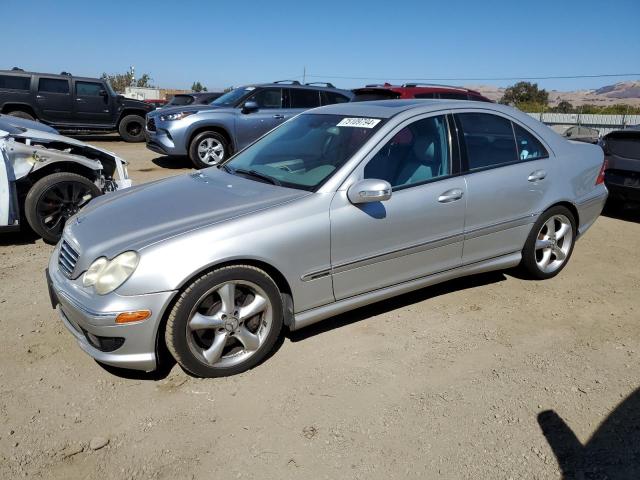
(82, 251, 139, 295)
(159, 111, 196, 122)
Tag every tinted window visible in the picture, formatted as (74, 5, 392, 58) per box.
(513, 123, 548, 160)
(352, 91, 400, 102)
(76, 81, 102, 96)
(414, 92, 437, 99)
(322, 91, 350, 105)
(290, 89, 320, 108)
(247, 88, 282, 109)
(168, 95, 194, 106)
(0, 75, 30, 90)
(439, 92, 469, 100)
(365, 115, 450, 188)
(457, 113, 518, 170)
(38, 78, 69, 94)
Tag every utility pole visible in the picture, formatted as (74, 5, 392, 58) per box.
(303, 66, 306, 84)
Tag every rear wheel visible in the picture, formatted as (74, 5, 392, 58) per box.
(24, 172, 101, 243)
(188, 131, 229, 169)
(165, 265, 283, 377)
(7, 110, 35, 121)
(118, 114, 146, 142)
(520, 206, 576, 279)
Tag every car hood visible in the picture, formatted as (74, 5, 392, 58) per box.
(149, 104, 227, 117)
(64, 168, 309, 267)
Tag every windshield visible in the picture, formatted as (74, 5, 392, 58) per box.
(224, 113, 385, 191)
(211, 87, 255, 107)
(168, 95, 194, 106)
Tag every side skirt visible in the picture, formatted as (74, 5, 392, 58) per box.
(291, 251, 521, 331)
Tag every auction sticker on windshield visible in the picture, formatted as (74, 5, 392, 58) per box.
(337, 118, 381, 128)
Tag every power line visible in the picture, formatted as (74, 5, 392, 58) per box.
(305, 73, 640, 82)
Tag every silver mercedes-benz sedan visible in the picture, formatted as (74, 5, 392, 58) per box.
(47, 100, 608, 377)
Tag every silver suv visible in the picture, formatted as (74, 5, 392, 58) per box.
(145, 81, 352, 168)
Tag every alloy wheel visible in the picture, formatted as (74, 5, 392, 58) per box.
(36, 181, 95, 238)
(197, 138, 225, 165)
(534, 214, 573, 274)
(186, 280, 272, 368)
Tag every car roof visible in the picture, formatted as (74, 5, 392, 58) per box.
(353, 83, 484, 95)
(240, 82, 352, 94)
(0, 69, 104, 83)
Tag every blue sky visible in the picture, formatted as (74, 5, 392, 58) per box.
(2, 0, 639, 92)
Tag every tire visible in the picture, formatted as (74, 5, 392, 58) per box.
(118, 114, 145, 142)
(520, 205, 577, 280)
(165, 265, 283, 378)
(24, 172, 101, 243)
(188, 131, 229, 169)
(7, 110, 35, 121)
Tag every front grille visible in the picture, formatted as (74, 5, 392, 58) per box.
(59, 240, 79, 278)
(146, 117, 156, 132)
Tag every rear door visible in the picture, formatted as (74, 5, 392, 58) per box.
(35, 76, 73, 123)
(454, 111, 554, 264)
(73, 80, 111, 125)
(235, 87, 284, 149)
(285, 87, 321, 119)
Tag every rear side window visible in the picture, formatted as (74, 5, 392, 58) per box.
(169, 95, 194, 106)
(321, 91, 350, 105)
(439, 92, 469, 100)
(414, 92, 437, 99)
(289, 89, 321, 108)
(76, 81, 103, 96)
(457, 113, 518, 170)
(513, 123, 548, 160)
(0, 75, 30, 90)
(352, 90, 400, 102)
(38, 78, 69, 94)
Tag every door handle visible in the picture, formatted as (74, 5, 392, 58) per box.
(36, 95, 44, 99)
(76, 98, 85, 102)
(438, 188, 464, 203)
(272, 114, 285, 119)
(528, 169, 547, 182)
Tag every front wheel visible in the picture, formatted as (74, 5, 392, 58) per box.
(118, 114, 146, 142)
(520, 206, 576, 280)
(165, 265, 283, 378)
(188, 131, 229, 169)
(7, 110, 35, 121)
(24, 172, 101, 243)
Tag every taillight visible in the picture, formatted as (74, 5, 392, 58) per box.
(596, 158, 608, 185)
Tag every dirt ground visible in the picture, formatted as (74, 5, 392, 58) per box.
(1, 137, 639, 479)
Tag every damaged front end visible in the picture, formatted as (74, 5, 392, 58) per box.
(0, 126, 132, 236)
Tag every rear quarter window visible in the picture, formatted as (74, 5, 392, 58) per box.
(0, 75, 31, 90)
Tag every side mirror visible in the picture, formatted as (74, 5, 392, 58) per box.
(99, 89, 108, 97)
(347, 179, 392, 204)
(242, 100, 258, 113)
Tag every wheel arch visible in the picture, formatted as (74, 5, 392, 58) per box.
(187, 125, 234, 153)
(17, 161, 100, 194)
(117, 109, 148, 124)
(543, 201, 579, 228)
(2, 103, 37, 118)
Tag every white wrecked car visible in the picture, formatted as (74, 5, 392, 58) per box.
(0, 122, 131, 242)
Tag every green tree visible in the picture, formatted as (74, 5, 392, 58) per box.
(500, 81, 549, 109)
(136, 73, 154, 88)
(191, 81, 207, 92)
(555, 100, 574, 113)
(101, 71, 154, 93)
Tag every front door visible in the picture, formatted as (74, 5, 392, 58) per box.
(35, 77, 73, 123)
(73, 80, 112, 125)
(453, 111, 554, 264)
(235, 87, 284, 150)
(330, 114, 467, 300)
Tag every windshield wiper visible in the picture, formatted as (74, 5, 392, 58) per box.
(233, 168, 282, 186)
(218, 163, 232, 173)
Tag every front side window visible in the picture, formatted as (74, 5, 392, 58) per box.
(38, 78, 69, 94)
(456, 113, 518, 170)
(364, 115, 450, 188)
(0, 75, 30, 90)
(247, 88, 282, 109)
(75, 81, 102, 96)
(513, 123, 548, 160)
(224, 113, 384, 190)
(289, 89, 320, 108)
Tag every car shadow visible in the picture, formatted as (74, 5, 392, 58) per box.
(538, 387, 640, 479)
(152, 156, 194, 170)
(0, 228, 40, 246)
(602, 201, 640, 223)
(69, 134, 122, 142)
(288, 271, 507, 342)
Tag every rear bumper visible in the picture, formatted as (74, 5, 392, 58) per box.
(576, 188, 608, 238)
(605, 170, 640, 202)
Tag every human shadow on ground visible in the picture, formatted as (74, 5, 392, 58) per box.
(538, 387, 640, 479)
(288, 271, 506, 342)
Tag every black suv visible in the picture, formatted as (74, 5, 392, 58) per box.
(0, 69, 154, 142)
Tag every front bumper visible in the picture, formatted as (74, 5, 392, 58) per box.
(144, 120, 186, 156)
(47, 247, 177, 372)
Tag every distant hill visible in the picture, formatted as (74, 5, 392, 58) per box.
(469, 80, 640, 107)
